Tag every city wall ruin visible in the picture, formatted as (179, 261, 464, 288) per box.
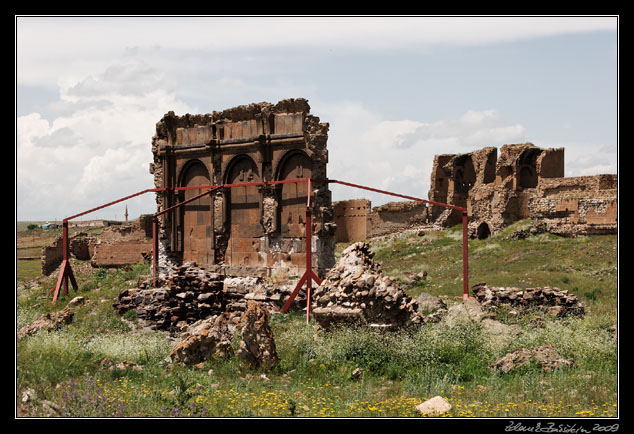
(334, 143, 617, 242)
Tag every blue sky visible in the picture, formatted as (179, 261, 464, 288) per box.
(16, 16, 618, 221)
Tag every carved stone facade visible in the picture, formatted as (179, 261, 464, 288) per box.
(150, 98, 335, 278)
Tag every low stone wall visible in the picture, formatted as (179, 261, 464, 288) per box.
(471, 282, 584, 317)
(114, 263, 307, 332)
(333, 199, 431, 242)
(91, 240, 152, 268)
(367, 201, 430, 238)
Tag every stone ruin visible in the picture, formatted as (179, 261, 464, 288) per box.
(149, 98, 335, 281)
(114, 263, 307, 333)
(167, 300, 278, 369)
(428, 143, 617, 238)
(334, 143, 617, 242)
(40, 216, 154, 276)
(34, 100, 613, 370)
(311, 242, 425, 329)
(114, 241, 427, 333)
(471, 282, 585, 317)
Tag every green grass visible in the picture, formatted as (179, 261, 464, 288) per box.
(16, 220, 618, 418)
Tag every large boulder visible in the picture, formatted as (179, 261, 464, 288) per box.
(169, 313, 235, 365)
(415, 396, 452, 416)
(236, 301, 279, 369)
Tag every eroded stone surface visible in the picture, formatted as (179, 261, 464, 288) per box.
(18, 307, 74, 339)
(236, 301, 279, 369)
(491, 344, 574, 373)
(169, 313, 235, 365)
(311, 242, 424, 329)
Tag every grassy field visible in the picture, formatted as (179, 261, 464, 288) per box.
(15, 220, 618, 419)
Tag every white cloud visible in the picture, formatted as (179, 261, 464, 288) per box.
(319, 101, 529, 206)
(16, 60, 195, 221)
(16, 16, 617, 88)
(558, 143, 618, 177)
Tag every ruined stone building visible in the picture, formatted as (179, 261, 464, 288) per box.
(41, 216, 154, 276)
(149, 98, 336, 279)
(334, 143, 617, 242)
(428, 143, 617, 238)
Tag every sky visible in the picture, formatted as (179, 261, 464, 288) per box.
(15, 16, 619, 222)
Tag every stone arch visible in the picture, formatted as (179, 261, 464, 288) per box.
(224, 155, 263, 267)
(518, 148, 541, 188)
(476, 221, 491, 240)
(276, 150, 313, 237)
(179, 160, 212, 266)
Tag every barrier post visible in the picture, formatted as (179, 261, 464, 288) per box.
(49, 220, 78, 304)
(153, 216, 159, 287)
(462, 211, 469, 300)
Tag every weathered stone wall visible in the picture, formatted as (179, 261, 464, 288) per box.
(528, 175, 618, 236)
(41, 233, 97, 276)
(90, 222, 153, 268)
(334, 199, 430, 242)
(41, 220, 151, 275)
(367, 201, 430, 238)
(334, 199, 370, 242)
(114, 263, 307, 332)
(150, 98, 335, 279)
(41, 237, 64, 276)
(426, 143, 616, 238)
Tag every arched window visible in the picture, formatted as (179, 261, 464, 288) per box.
(519, 165, 538, 188)
(518, 148, 540, 188)
(454, 155, 476, 195)
(477, 222, 491, 240)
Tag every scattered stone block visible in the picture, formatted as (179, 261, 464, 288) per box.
(415, 396, 452, 416)
(17, 307, 74, 339)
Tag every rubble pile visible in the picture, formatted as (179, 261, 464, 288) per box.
(471, 282, 584, 317)
(311, 242, 424, 329)
(224, 276, 307, 313)
(18, 307, 74, 339)
(115, 263, 308, 332)
(114, 263, 226, 332)
(491, 344, 574, 373)
(505, 222, 547, 240)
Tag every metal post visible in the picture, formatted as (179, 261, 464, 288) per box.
(462, 211, 469, 300)
(305, 207, 312, 323)
(62, 221, 69, 296)
(153, 216, 159, 287)
(49, 220, 77, 304)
